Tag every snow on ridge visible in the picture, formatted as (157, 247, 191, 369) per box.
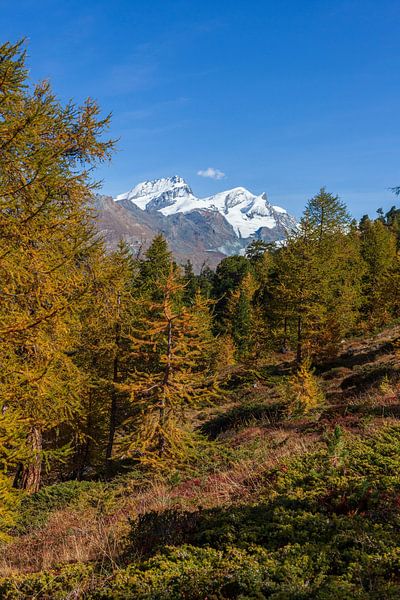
(115, 176, 194, 211)
(272, 205, 287, 214)
(114, 176, 295, 238)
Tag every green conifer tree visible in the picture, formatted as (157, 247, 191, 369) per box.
(360, 218, 399, 325)
(138, 234, 173, 298)
(226, 272, 257, 357)
(182, 259, 197, 305)
(271, 189, 363, 362)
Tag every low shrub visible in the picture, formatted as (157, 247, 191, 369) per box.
(123, 425, 400, 597)
(200, 401, 285, 439)
(0, 562, 94, 599)
(16, 480, 110, 533)
(4, 426, 400, 598)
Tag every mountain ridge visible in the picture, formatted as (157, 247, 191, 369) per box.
(114, 175, 297, 239)
(95, 176, 297, 271)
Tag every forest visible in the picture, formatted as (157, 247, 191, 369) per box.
(1, 40, 400, 598)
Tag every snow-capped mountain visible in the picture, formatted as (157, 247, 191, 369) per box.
(115, 176, 195, 212)
(114, 176, 297, 240)
(94, 176, 296, 272)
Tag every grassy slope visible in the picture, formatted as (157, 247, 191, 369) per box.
(1, 326, 400, 598)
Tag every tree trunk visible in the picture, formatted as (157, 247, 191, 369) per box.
(79, 387, 96, 479)
(281, 316, 289, 353)
(296, 315, 302, 367)
(73, 391, 93, 480)
(159, 318, 172, 455)
(18, 426, 42, 493)
(76, 436, 91, 481)
(105, 360, 118, 464)
(106, 292, 121, 465)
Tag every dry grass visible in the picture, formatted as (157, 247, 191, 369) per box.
(0, 427, 317, 576)
(0, 504, 131, 576)
(133, 427, 318, 512)
(1, 324, 399, 577)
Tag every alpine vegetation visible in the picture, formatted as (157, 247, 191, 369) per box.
(1, 40, 400, 600)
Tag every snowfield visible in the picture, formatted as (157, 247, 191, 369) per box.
(114, 176, 296, 239)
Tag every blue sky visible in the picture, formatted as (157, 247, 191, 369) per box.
(2, 0, 400, 217)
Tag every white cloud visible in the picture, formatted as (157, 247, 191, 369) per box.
(197, 167, 226, 180)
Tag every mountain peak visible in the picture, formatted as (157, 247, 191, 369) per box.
(115, 175, 194, 212)
(114, 176, 296, 239)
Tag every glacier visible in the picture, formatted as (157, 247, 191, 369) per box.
(114, 176, 296, 240)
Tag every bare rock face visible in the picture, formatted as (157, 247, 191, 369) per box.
(94, 176, 297, 272)
(92, 195, 155, 258)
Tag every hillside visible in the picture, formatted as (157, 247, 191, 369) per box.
(0, 325, 399, 598)
(2, 39, 400, 600)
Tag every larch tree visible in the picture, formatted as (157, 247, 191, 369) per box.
(122, 266, 216, 470)
(271, 189, 363, 363)
(0, 404, 27, 539)
(360, 218, 399, 326)
(0, 40, 113, 492)
(70, 240, 136, 478)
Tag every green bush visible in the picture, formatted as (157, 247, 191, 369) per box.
(0, 563, 94, 599)
(16, 480, 110, 532)
(2, 543, 400, 599)
(200, 401, 285, 439)
(95, 545, 272, 599)
(5, 426, 400, 598)
(124, 425, 400, 597)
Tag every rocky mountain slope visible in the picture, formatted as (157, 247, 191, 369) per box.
(95, 176, 297, 270)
